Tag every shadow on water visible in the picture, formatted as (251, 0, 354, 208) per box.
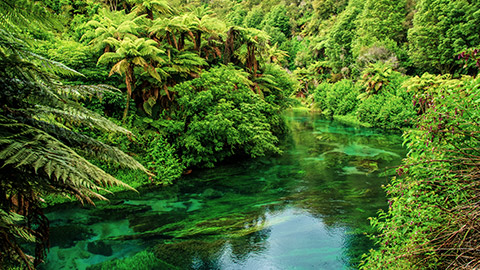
(40, 111, 405, 270)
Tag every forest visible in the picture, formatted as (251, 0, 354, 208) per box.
(1, 0, 479, 269)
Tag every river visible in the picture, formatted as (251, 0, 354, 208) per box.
(40, 111, 405, 270)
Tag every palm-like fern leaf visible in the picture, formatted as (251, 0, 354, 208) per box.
(0, 118, 136, 201)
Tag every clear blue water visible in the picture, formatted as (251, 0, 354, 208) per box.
(40, 111, 405, 270)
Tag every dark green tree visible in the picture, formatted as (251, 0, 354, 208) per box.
(324, 0, 364, 72)
(408, 0, 480, 74)
(352, 0, 407, 63)
(263, 5, 291, 38)
(244, 6, 264, 29)
(161, 65, 283, 168)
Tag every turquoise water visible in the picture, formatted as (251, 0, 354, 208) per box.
(40, 111, 405, 269)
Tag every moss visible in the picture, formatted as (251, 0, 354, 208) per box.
(128, 212, 187, 233)
(90, 203, 152, 221)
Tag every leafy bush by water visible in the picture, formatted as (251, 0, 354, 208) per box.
(160, 65, 284, 168)
(362, 75, 480, 269)
(314, 66, 414, 130)
(145, 135, 185, 185)
(314, 79, 360, 116)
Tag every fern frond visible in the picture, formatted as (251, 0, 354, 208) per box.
(14, 116, 150, 173)
(0, 0, 60, 34)
(0, 119, 137, 202)
(31, 104, 133, 135)
(57, 84, 122, 101)
(28, 52, 83, 78)
(97, 51, 123, 66)
(254, 74, 281, 93)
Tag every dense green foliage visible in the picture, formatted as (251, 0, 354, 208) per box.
(313, 64, 415, 129)
(145, 134, 185, 184)
(160, 66, 283, 168)
(0, 0, 293, 266)
(408, 0, 480, 74)
(314, 79, 360, 116)
(362, 75, 480, 269)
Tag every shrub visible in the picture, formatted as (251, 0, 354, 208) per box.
(314, 79, 360, 116)
(144, 135, 185, 185)
(356, 91, 414, 130)
(160, 65, 283, 168)
(362, 75, 480, 269)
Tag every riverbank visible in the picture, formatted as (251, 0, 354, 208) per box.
(361, 75, 480, 269)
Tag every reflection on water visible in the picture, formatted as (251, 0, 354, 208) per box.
(40, 111, 405, 270)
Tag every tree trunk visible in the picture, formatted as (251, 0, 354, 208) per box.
(166, 32, 173, 46)
(122, 65, 135, 123)
(224, 27, 235, 65)
(147, 9, 154, 20)
(178, 32, 185, 50)
(246, 43, 255, 72)
(194, 31, 202, 52)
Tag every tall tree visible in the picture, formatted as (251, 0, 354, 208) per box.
(128, 0, 174, 20)
(352, 0, 407, 60)
(408, 0, 480, 74)
(149, 15, 191, 50)
(81, 9, 143, 53)
(324, 0, 364, 72)
(223, 26, 270, 74)
(189, 6, 226, 55)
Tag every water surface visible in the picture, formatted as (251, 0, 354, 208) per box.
(41, 111, 404, 269)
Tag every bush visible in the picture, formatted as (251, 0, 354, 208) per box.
(356, 91, 414, 130)
(144, 135, 185, 185)
(362, 75, 480, 269)
(314, 67, 414, 130)
(161, 65, 283, 168)
(314, 79, 360, 116)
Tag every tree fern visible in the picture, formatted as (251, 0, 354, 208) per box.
(81, 9, 144, 52)
(0, 1, 152, 268)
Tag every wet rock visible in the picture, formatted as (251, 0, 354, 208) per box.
(87, 240, 113, 256)
(49, 225, 93, 248)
